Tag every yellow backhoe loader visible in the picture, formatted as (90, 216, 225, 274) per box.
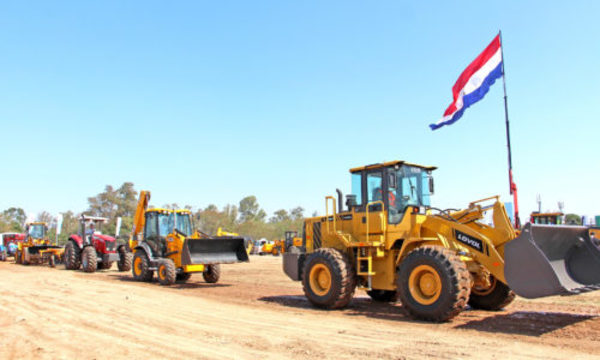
(283, 160, 600, 321)
(129, 191, 249, 285)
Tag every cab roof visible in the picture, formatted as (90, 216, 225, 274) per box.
(349, 160, 437, 173)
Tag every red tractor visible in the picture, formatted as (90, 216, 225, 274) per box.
(64, 215, 132, 273)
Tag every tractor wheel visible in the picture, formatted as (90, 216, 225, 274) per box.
(302, 248, 356, 309)
(64, 241, 81, 270)
(468, 275, 515, 310)
(397, 245, 470, 322)
(202, 264, 221, 283)
(81, 247, 98, 273)
(176, 273, 192, 282)
(49, 255, 55, 268)
(157, 259, 176, 285)
(117, 247, 132, 272)
(272, 248, 280, 256)
(15, 250, 21, 264)
(99, 261, 113, 270)
(367, 289, 398, 303)
(132, 251, 153, 282)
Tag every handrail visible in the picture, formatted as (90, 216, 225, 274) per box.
(365, 200, 384, 243)
(325, 196, 337, 234)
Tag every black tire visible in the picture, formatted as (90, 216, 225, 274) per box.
(99, 261, 113, 270)
(202, 264, 221, 283)
(176, 272, 192, 282)
(302, 248, 356, 309)
(367, 289, 398, 303)
(397, 245, 470, 322)
(468, 276, 516, 310)
(117, 247, 132, 272)
(15, 250, 21, 264)
(157, 259, 176, 285)
(81, 246, 98, 273)
(132, 251, 153, 282)
(64, 241, 81, 270)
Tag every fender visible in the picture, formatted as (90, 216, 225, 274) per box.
(69, 235, 83, 248)
(135, 242, 155, 260)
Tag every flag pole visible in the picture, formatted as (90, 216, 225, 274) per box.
(499, 30, 520, 228)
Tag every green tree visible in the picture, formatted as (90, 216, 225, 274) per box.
(565, 213, 582, 225)
(1, 207, 26, 232)
(87, 182, 138, 239)
(239, 196, 266, 222)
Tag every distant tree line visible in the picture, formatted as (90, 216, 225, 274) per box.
(0, 182, 305, 245)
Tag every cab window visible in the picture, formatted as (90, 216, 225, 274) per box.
(351, 173, 363, 205)
(145, 213, 158, 240)
(366, 171, 383, 204)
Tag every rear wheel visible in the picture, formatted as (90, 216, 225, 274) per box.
(64, 241, 81, 270)
(367, 289, 398, 302)
(117, 247, 132, 272)
(302, 248, 356, 309)
(81, 247, 97, 273)
(397, 246, 470, 322)
(176, 273, 192, 282)
(202, 264, 221, 283)
(132, 251, 153, 282)
(469, 276, 515, 310)
(157, 259, 176, 285)
(99, 261, 113, 270)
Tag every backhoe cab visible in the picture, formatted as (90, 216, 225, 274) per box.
(283, 160, 600, 321)
(129, 191, 249, 286)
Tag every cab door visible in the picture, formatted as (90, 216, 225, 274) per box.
(352, 169, 388, 243)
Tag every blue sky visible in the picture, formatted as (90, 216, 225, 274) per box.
(1, 1, 599, 223)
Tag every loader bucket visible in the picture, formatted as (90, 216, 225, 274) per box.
(504, 223, 600, 298)
(181, 236, 249, 265)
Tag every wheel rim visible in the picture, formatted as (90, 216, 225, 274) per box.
(158, 265, 166, 280)
(472, 276, 497, 296)
(408, 264, 442, 305)
(309, 263, 332, 296)
(134, 256, 143, 276)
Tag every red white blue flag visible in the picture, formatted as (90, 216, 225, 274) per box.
(430, 34, 503, 130)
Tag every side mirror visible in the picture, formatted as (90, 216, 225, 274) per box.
(429, 176, 435, 194)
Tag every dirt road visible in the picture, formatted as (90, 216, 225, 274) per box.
(1, 256, 599, 359)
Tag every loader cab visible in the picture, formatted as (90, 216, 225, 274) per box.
(143, 209, 173, 255)
(349, 161, 436, 224)
(26, 222, 47, 241)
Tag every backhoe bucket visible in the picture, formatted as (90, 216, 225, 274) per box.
(181, 236, 249, 265)
(504, 223, 600, 298)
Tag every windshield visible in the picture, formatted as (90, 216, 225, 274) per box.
(28, 224, 45, 239)
(175, 213, 193, 236)
(388, 166, 431, 223)
(158, 213, 174, 237)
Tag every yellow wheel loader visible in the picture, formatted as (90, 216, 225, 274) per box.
(283, 160, 600, 321)
(16, 222, 64, 267)
(129, 191, 249, 286)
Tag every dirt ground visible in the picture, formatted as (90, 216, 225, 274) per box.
(1, 256, 599, 360)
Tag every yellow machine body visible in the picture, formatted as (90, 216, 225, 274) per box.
(129, 191, 249, 278)
(283, 160, 600, 321)
(17, 222, 63, 266)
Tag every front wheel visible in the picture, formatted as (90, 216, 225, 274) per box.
(202, 264, 221, 283)
(302, 248, 356, 309)
(157, 259, 176, 285)
(132, 251, 153, 282)
(469, 276, 515, 310)
(397, 246, 470, 322)
(117, 247, 132, 272)
(81, 247, 98, 273)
